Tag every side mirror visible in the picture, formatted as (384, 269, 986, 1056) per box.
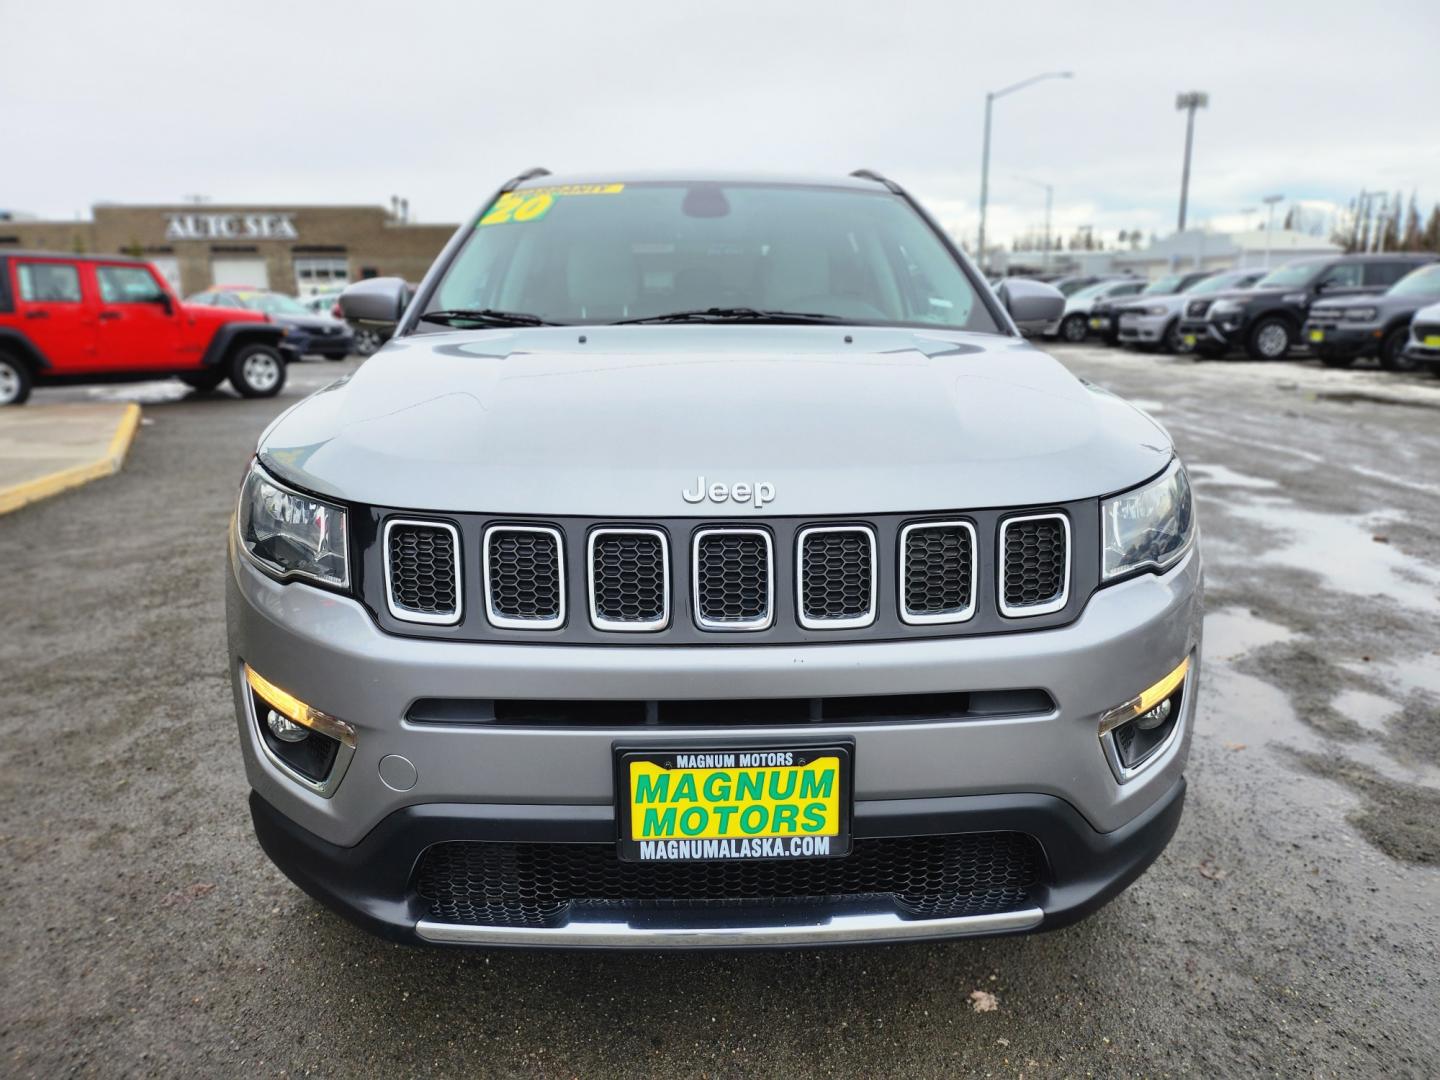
(156, 293, 174, 315)
(340, 276, 409, 325)
(997, 278, 1065, 335)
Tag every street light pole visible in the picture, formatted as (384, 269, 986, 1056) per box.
(1262, 193, 1284, 268)
(977, 71, 1073, 273)
(1175, 91, 1209, 232)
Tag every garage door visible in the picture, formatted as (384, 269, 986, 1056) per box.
(210, 258, 269, 290)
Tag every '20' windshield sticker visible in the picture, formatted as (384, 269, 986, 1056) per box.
(479, 183, 625, 227)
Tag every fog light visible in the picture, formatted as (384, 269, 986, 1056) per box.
(1098, 657, 1189, 736)
(244, 664, 356, 748)
(1135, 697, 1173, 731)
(266, 709, 310, 743)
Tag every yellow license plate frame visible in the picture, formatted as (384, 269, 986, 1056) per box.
(1424, 335, 1440, 348)
(616, 745, 852, 862)
(1309, 329, 1325, 343)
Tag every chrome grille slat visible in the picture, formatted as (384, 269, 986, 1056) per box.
(588, 528, 670, 632)
(384, 519, 462, 625)
(998, 513, 1070, 618)
(797, 525, 876, 630)
(483, 525, 565, 630)
(693, 528, 773, 631)
(900, 521, 976, 625)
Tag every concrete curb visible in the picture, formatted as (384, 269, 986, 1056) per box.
(0, 403, 142, 515)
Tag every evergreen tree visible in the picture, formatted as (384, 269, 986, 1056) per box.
(1423, 205, 1440, 253)
(1401, 194, 1422, 251)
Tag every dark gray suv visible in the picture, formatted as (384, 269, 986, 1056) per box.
(227, 170, 1201, 948)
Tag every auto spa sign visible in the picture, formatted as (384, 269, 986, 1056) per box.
(163, 212, 298, 241)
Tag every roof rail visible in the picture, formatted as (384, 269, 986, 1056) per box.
(849, 168, 901, 194)
(503, 167, 552, 190)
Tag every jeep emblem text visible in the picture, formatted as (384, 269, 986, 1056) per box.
(682, 476, 775, 508)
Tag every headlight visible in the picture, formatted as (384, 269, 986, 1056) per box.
(1344, 306, 1378, 322)
(237, 462, 349, 588)
(1143, 305, 1169, 316)
(1102, 461, 1195, 581)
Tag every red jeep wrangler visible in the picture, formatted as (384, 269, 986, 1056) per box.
(0, 252, 297, 405)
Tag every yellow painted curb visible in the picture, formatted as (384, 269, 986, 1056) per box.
(0, 403, 142, 515)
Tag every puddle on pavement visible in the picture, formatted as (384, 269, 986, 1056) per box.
(1204, 607, 1296, 661)
(1188, 463, 1281, 491)
(1226, 498, 1440, 613)
(1342, 653, 1440, 699)
(1330, 689, 1397, 733)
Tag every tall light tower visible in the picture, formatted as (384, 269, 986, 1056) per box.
(1262, 193, 1284, 267)
(977, 71, 1073, 271)
(1175, 91, 1209, 232)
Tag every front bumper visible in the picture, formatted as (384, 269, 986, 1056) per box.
(1303, 323, 1379, 359)
(1179, 320, 1231, 351)
(1117, 312, 1170, 344)
(1404, 342, 1440, 369)
(228, 537, 1201, 946)
(250, 775, 1186, 947)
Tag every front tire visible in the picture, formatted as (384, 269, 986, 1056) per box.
(1162, 319, 1185, 354)
(353, 328, 383, 357)
(228, 344, 287, 399)
(0, 351, 33, 405)
(1378, 328, 1415, 372)
(1059, 314, 1088, 344)
(1246, 317, 1293, 361)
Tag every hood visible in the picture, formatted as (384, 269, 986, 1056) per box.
(182, 302, 264, 322)
(258, 326, 1173, 516)
(1311, 291, 1439, 316)
(1114, 292, 1189, 315)
(270, 313, 344, 331)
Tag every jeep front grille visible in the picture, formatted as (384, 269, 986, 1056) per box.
(693, 528, 773, 630)
(900, 521, 976, 624)
(999, 514, 1069, 617)
(588, 528, 670, 631)
(384, 519, 461, 625)
(797, 526, 876, 629)
(483, 525, 564, 629)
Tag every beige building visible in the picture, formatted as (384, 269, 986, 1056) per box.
(0, 204, 458, 297)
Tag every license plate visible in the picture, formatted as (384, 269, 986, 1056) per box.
(616, 744, 852, 862)
(1182, 333, 1197, 347)
(1090, 317, 1109, 329)
(1425, 335, 1440, 348)
(1309, 329, 1325, 343)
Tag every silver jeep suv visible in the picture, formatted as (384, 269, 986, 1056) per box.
(227, 170, 1201, 948)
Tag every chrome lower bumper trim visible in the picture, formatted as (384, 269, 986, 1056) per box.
(415, 907, 1044, 947)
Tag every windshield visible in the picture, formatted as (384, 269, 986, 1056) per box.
(1255, 261, 1322, 289)
(427, 181, 1000, 332)
(1188, 273, 1250, 296)
(237, 292, 309, 315)
(1389, 264, 1440, 298)
(1069, 280, 1115, 301)
(1142, 275, 1185, 295)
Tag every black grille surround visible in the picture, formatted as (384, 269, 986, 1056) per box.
(414, 832, 1045, 929)
(384, 519, 461, 625)
(356, 502, 1103, 645)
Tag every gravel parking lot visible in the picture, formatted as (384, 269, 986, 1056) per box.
(3, 349, 1438, 1078)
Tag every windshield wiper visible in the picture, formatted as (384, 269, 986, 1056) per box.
(420, 308, 556, 327)
(611, 306, 847, 326)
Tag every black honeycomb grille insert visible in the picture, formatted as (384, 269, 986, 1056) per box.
(1002, 516, 1067, 612)
(695, 531, 770, 626)
(414, 833, 1045, 928)
(903, 524, 974, 618)
(486, 528, 562, 623)
(591, 531, 667, 626)
(800, 529, 873, 622)
(387, 523, 458, 618)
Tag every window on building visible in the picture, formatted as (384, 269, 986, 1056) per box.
(96, 265, 167, 303)
(294, 257, 349, 296)
(18, 262, 82, 302)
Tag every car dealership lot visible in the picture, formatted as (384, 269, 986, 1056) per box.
(2, 351, 1438, 1077)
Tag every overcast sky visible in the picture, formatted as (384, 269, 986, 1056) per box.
(4, 0, 1437, 251)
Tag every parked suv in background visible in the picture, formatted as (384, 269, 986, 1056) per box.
(1403, 302, 1440, 374)
(229, 169, 1200, 949)
(0, 252, 293, 404)
(1303, 262, 1440, 370)
(1046, 278, 1146, 342)
(1089, 270, 1213, 346)
(1115, 268, 1266, 353)
(190, 287, 355, 360)
(1180, 253, 1436, 361)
